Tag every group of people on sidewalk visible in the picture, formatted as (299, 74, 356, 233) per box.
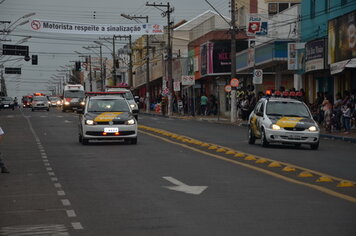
(311, 90, 356, 134)
(0, 126, 10, 174)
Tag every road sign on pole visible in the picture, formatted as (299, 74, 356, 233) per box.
(253, 69, 263, 84)
(224, 85, 232, 93)
(230, 78, 239, 87)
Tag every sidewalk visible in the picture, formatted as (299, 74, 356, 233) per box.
(139, 109, 356, 143)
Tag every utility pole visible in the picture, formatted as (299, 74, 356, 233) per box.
(100, 36, 131, 86)
(112, 36, 117, 85)
(120, 14, 149, 111)
(89, 55, 93, 91)
(84, 45, 103, 91)
(128, 35, 133, 87)
(146, 1, 174, 116)
(230, 0, 237, 123)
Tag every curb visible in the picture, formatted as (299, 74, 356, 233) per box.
(319, 133, 356, 143)
(140, 112, 356, 143)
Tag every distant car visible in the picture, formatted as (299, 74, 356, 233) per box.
(31, 96, 50, 111)
(78, 95, 138, 145)
(0, 97, 15, 110)
(248, 95, 320, 150)
(22, 96, 32, 108)
(49, 96, 62, 107)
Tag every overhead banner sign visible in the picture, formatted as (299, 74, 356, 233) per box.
(29, 19, 164, 35)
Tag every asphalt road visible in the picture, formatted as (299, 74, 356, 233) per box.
(0, 108, 355, 236)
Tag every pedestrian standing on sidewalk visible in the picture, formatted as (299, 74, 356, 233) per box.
(200, 94, 208, 116)
(342, 103, 352, 134)
(0, 126, 10, 173)
(322, 94, 333, 132)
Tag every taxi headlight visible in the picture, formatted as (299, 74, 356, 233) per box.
(57, 101, 62, 105)
(126, 119, 135, 125)
(80, 101, 85, 105)
(64, 101, 70, 105)
(271, 124, 281, 130)
(308, 126, 317, 132)
(130, 104, 137, 109)
(85, 119, 94, 125)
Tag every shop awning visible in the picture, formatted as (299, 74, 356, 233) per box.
(330, 58, 356, 75)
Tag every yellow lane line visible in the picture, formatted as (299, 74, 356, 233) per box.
(139, 129, 356, 203)
(139, 125, 356, 185)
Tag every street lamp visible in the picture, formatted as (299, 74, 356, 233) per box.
(121, 13, 150, 113)
(5, 12, 35, 31)
(16, 36, 31, 45)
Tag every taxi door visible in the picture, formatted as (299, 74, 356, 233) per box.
(250, 101, 264, 138)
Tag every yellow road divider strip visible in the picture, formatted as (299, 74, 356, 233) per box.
(139, 128, 356, 203)
(139, 125, 356, 185)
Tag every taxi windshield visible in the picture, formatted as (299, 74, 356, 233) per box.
(33, 96, 48, 101)
(64, 90, 85, 98)
(49, 97, 60, 101)
(266, 101, 310, 118)
(88, 99, 130, 112)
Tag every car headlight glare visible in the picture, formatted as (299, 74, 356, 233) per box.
(308, 126, 317, 132)
(57, 101, 61, 104)
(64, 101, 70, 105)
(271, 124, 281, 130)
(86, 119, 94, 125)
(80, 101, 85, 105)
(126, 119, 135, 125)
(130, 104, 136, 109)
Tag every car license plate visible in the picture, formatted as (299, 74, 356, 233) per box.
(4, 105, 9, 107)
(290, 134, 301, 139)
(104, 127, 118, 133)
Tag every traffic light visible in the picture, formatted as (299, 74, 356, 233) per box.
(75, 61, 81, 71)
(32, 55, 38, 65)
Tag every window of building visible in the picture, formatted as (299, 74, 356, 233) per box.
(268, 3, 278, 15)
(310, 0, 316, 18)
(341, 0, 347, 5)
(279, 3, 289, 12)
(268, 2, 300, 16)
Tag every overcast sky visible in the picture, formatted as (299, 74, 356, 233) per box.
(0, 0, 230, 98)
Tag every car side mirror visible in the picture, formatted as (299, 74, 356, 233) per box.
(134, 96, 139, 102)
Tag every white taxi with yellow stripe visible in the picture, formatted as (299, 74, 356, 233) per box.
(78, 95, 137, 145)
(248, 97, 320, 149)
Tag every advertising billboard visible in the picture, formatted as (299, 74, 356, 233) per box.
(328, 10, 356, 65)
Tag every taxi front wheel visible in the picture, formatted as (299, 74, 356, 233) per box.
(248, 127, 255, 144)
(261, 129, 269, 147)
(310, 142, 319, 150)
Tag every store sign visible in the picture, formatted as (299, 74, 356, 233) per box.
(173, 81, 181, 91)
(305, 39, 325, 72)
(181, 75, 195, 86)
(29, 19, 164, 35)
(288, 43, 297, 70)
(246, 14, 268, 36)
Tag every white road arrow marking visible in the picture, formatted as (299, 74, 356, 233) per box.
(162, 176, 208, 195)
